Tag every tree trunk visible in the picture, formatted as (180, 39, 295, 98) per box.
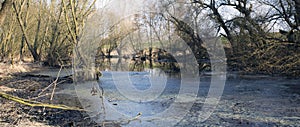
(0, 0, 12, 26)
(12, 2, 40, 62)
(294, 0, 300, 27)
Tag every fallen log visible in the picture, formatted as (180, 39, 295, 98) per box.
(0, 91, 85, 111)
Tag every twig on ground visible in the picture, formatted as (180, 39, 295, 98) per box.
(37, 66, 63, 100)
(50, 66, 63, 100)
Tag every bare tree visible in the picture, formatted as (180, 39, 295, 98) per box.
(12, 0, 41, 62)
(261, 0, 300, 43)
(0, 0, 12, 26)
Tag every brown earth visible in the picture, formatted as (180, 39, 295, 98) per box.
(0, 63, 100, 127)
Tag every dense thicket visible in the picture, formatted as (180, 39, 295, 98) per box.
(0, 0, 299, 76)
(0, 0, 96, 66)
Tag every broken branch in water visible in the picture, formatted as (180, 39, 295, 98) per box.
(0, 91, 85, 111)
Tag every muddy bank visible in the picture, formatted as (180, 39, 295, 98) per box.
(0, 64, 99, 127)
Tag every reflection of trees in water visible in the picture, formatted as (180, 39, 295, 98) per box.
(155, 61, 180, 73)
(95, 58, 112, 71)
(129, 59, 180, 73)
(130, 60, 180, 76)
(95, 58, 180, 73)
(129, 60, 145, 72)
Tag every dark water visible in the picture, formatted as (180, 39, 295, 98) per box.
(95, 58, 182, 74)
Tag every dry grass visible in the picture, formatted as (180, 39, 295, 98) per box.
(0, 62, 42, 78)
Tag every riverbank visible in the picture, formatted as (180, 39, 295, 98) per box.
(0, 63, 100, 126)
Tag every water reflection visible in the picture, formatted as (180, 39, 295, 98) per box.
(95, 58, 181, 77)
